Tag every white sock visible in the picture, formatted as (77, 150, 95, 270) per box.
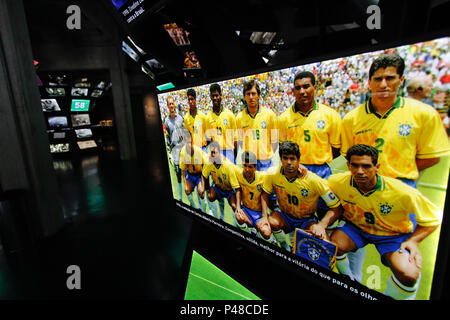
(218, 198, 225, 221)
(336, 254, 355, 280)
(384, 273, 421, 300)
(196, 192, 206, 212)
(187, 193, 197, 209)
(177, 181, 183, 201)
(273, 229, 291, 252)
(348, 247, 365, 283)
(237, 221, 248, 233)
(208, 200, 218, 218)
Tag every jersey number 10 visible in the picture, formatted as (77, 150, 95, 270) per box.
(287, 194, 299, 206)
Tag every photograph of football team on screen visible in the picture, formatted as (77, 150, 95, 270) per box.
(157, 36, 450, 300)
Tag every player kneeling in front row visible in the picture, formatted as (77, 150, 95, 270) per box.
(179, 129, 208, 212)
(328, 144, 441, 300)
(261, 141, 342, 252)
(198, 141, 239, 223)
(234, 151, 277, 245)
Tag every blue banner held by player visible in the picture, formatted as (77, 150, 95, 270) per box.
(293, 228, 337, 270)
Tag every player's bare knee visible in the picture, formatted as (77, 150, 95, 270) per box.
(393, 267, 420, 287)
(236, 214, 246, 225)
(268, 215, 282, 231)
(207, 193, 216, 202)
(260, 226, 272, 239)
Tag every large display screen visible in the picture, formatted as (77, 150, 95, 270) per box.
(71, 99, 90, 112)
(48, 116, 68, 128)
(157, 36, 450, 300)
(41, 99, 61, 112)
(71, 114, 91, 127)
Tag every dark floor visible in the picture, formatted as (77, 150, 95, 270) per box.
(0, 142, 193, 299)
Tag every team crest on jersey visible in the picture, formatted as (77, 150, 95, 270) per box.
(223, 119, 228, 126)
(398, 123, 412, 137)
(257, 184, 262, 192)
(222, 174, 227, 181)
(317, 120, 326, 130)
(301, 188, 309, 197)
(380, 202, 393, 215)
(261, 121, 267, 129)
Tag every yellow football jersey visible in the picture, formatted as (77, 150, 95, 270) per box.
(341, 97, 450, 180)
(236, 106, 278, 161)
(202, 157, 240, 191)
(205, 107, 237, 151)
(262, 166, 340, 219)
(328, 172, 441, 236)
(179, 145, 207, 175)
(184, 110, 208, 147)
(235, 167, 265, 212)
(278, 102, 342, 165)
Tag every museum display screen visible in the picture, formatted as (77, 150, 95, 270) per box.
(48, 116, 68, 128)
(75, 128, 93, 138)
(41, 99, 61, 112)
(71, 99, 90, 112)
(50, 143, 70, 153)
(157, 36, 450, 300)
(71, 114, 91, 127)
(77, 140, 97, 150)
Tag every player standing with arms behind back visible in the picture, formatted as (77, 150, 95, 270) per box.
(183, 88, 208, 151)
(205, 83, 237, 164)
(340, 53, 450, 282)
(164, 95, 185, 202)
(236, 79, 278, 171)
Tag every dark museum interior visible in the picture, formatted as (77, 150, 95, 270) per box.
(0, 0, 449, 304)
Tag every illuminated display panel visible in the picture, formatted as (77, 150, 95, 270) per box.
(157, 37, 450, 300)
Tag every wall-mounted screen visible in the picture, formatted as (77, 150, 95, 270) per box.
(75, 128, 93, 138)
(146, 58, 165, 70)
(77, 140, 97, 150)
(53, 132, 66, 139)
(45, 87, 66, 97)
(163, 23, 190, 46)
(91, 90, 103, 98)
(41, 99, 61, 112)
(71, 114, 91, 127)
(113, 0, 146, 24)
(122, 41, 139, 62)
(71, 87, 89, 97)
(183, 51, 201, 70)
(71, 99, 90, 112)
(48, 116, 68, 128)
(50, 143, 70, 153)
(156, 36, 450, 301)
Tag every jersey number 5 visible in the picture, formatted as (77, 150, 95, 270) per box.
(304, 130, 311, 142)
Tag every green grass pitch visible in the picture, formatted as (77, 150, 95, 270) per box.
(184, 251, 260, 300)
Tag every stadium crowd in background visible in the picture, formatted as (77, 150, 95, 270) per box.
(159, 38, 448, 121)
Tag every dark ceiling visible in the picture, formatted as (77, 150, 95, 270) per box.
(24, 0, 450, 91)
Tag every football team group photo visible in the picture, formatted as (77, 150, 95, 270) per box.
(158, 37, 450, 300)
